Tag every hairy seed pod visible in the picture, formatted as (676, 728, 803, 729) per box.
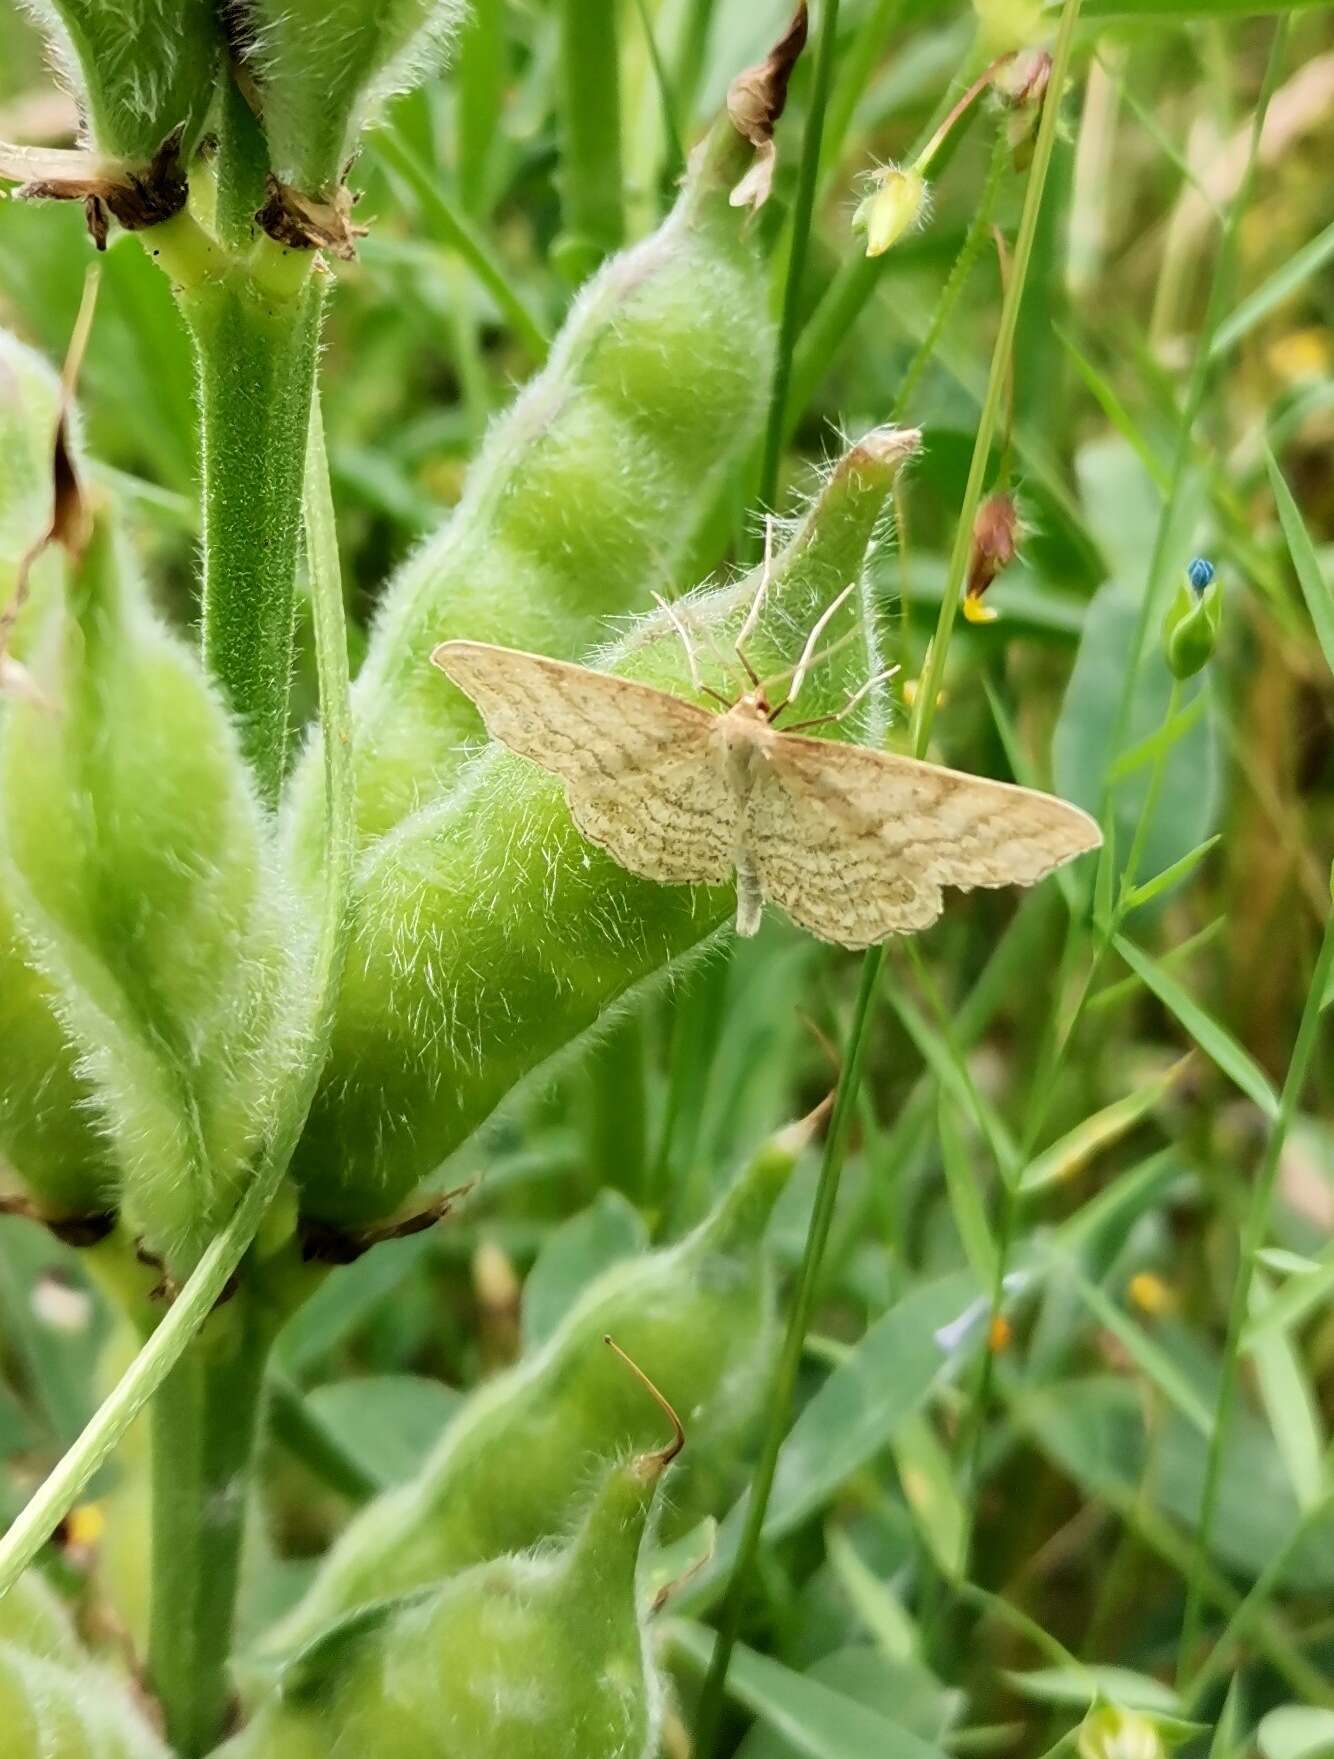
(0, 1571, 81, 1663)
(231, 1441, 673, 1759)
(235, 0, 465, 206)
(0, 332, 119, 1222)
(0, 1572, 170, 1759)
(289, 430, 914, 1225)
(259, 1117, 815, 1665)
(0, 505, 303, 1268)
(18, 1, 219, 165)
(282, 117, 774, 860)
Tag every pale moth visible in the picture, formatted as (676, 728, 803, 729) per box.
(432, 551, 1100, 951)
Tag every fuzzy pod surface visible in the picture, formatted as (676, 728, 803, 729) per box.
(0, 332, 120, 1218)
(0, 1645, 173, 1758)
(0, 508, 304, 1266)
(235, 0, 465, 200)
(260, 1125, 806, 1663)
(20, 0, 220, 161)
(290, 431, 911, 1225)
(283, 119, 774, 859)
(231, 1451, 670, 1759)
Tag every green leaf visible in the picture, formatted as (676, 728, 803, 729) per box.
(1266, 447, 1334, 678)
(1112, 936, 1280, 1118)
(1124, 836, 1221, 912)
(1054, 578, 1218, 889)
(1003, 1664, 1182, 1715)
(303, 1376, 461, 1490)
(521, 1190, 648, 1351)
(1067, 1269, 1213, 1435)
(1258, 1708, 1334, 1759)
(1243, 1240, 1334, 1345)
(1017, 1376, 1334, 1590)
(1019, 1057, 1191, 1195)
(668, 1621, 950, 1759)
(822, 1527, 920, 1664)
(1247, 1274, 1326, 1512)
(1213, 221, 1334, 361)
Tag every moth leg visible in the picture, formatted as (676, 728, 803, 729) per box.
(734, 515, 775, 688)
(780, 665, 900, 733)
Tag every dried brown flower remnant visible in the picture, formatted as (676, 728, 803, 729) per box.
(255, 176, 367, 260)
(725, 2, 809, 212)
(0, 126, 188, 245)
(964, 490, 1022, 623)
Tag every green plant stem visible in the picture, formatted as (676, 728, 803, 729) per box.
(911, 0, 1083, 758)
(1179, 904, 1334, 1675)
(693, 946, 883, 1757)
(147, 1299, 276, 1755)
(556, 0, 624, 274)
(674, 0, 717, 124)
(186, 265, 324, 803)
(0, 395, 354, 1617)
(758, 0, 842, 513)
(1104, 19, 1289, 777)
(371, 129, 550, 360)
(693, 13, 1080, 1742)
(215, 72, 270, 253)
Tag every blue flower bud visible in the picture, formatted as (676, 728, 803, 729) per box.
(1186, 557, 1215, 594)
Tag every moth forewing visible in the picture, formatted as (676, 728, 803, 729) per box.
(431, 639, 737, 887)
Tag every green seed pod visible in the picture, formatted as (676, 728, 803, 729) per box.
(0, 504, 302, 1267)
(236, 0, 465, 206)
(14, 1, 219, 217)
(283, 118, 773, 860)
(0, 1571, 81, 1664)
(291, 429, 913, 1225)
(230, 1440, 675, 1759)
(260, 1115, 815, 1664)
(0, 332, 119, 1223)
(0, 1644, 173, 1758)
(1161, 560, 1221, 681)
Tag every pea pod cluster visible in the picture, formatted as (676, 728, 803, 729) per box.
(292, 427, 915, 1226)
(260, 1113, 817, 1665)
(227, 1440, 675, 1759)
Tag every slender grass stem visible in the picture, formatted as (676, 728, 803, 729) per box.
(910, 0, 1083, 761)
(693, 11, 1081, 1744)
(692, 946, 883, 1756)
(757, 0, 842, 514)
(556, 0, 625, 276)
(1104, 20, 1289, 779)
(1179, 904, 1334, 1674)
(372, 129, 550, 360)
(0, 396, 355, 1612)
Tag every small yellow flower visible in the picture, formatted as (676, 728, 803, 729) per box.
(854, 166, 928, 258)
(1128, 1271, 1172, 1316)
(65, 1503, 106, 1547)
(1077, 1705, 1165, 1759)
(962, 595, 999, 624)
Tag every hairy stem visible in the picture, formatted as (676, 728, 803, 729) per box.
(147, 1298, 275, 1755)
(185, 264, 323, 802)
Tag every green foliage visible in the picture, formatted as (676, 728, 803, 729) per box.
(0, 3, 1331, 1756)
(0, 509, 302, 1262)
(227, 1448, 670, 1759)
(236, 0, 466, 200)
(262, 1125, 804, 1663)
(21, 0, 219, 159)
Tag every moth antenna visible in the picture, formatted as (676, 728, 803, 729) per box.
(604, 1333, 685, 1469)
(734, 514, 774, 686)
(651, 591, 704, 691)
(0, 265, 99, 664)
(785, 582, 857, 706)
